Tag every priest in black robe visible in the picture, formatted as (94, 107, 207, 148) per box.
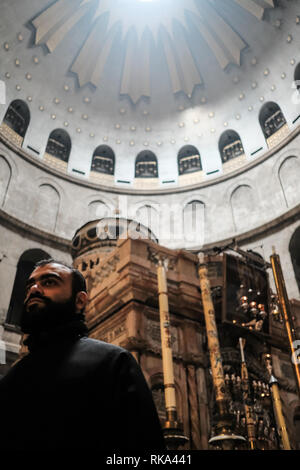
(0, 259, 165, 451)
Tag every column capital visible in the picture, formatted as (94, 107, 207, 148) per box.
(147, 247, 176, 271)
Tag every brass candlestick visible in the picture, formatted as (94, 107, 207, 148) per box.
(270, 248, 300, 397)
(264, 354, 291, 450)
(239, 338, 256, 450)
(198, 253, 246, 450)
(157, 257, 188, 450)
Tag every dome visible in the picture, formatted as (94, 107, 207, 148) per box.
(0, 0, 300, 191)
(0, 0, 299, 277)
(1, 1, 300, 450)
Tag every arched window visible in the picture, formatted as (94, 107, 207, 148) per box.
(294, 63, 300, 90)
(45, 129, 71, 162)
(259, 102, 287, 140)
(6, 249, 51, 327)
(2, 100, 30, 144)
(135, 151, 158, 178)
(289, 227, 300, 295)
(91, 146, 115, 175)
(219, 130, 244, 163)
(178, 145, 202, 175)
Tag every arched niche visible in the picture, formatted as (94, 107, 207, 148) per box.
(0, 156, 11, 207)
(178, 145, 202, 175)
(289, 226, 300, 295)
(33, 184, 60, 232)
(88, 200, 110, 221)
(134, 204, 159, 239)
(44, 129, 71, 172)
(1, 100, 30, 146)
(91, 146, 115, 176)
(135, 151, 158, 178)
(183, 200, 205, 246)
(219, 130, 245, 163)
(259, 102, 287, 147)
(6, 249, 51, 327)
(231, 185, 257, 232)
(279, 156, 300, 208)
(151, 383, 166, 423)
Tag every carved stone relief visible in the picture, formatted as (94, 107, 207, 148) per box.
(146, 317, 179, 354)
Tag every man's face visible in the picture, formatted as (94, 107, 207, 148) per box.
(24, 263, 73, 310)
(21, 263, 77, 334)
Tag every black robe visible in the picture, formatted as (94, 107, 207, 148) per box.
(0, 327, 165, 451)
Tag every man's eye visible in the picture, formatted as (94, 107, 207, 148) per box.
(43, 279, 56, 286)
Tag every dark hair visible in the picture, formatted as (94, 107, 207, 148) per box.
(33, 259, 87, 295)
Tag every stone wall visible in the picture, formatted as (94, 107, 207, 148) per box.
(0, 128, 299, 372)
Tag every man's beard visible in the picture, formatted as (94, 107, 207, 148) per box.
(21, 293, 79, 335)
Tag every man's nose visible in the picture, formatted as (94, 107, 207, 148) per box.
(26, 282, 43, 298)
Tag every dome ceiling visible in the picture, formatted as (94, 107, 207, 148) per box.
(32, 0, 274, 102)
(0, 0, 300, 190)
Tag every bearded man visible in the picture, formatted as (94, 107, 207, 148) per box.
(0, 259, 165, 451)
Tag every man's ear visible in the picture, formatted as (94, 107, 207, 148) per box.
(75, 291, 88, 313)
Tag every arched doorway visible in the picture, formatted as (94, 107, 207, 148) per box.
(6, 249, 51, 327)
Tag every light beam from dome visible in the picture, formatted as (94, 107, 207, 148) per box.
(32, 0, 275, 102)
